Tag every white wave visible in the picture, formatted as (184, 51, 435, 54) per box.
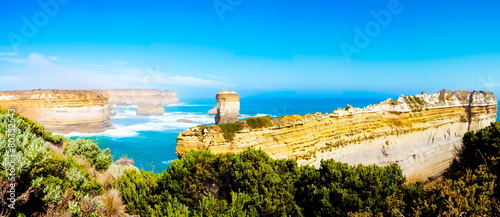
(162, 159, 177, 165)
(66, 110, 214, 138)
(62, 127, 139, 138)
(66, 109, 272, 139)
(111, 109, 137, 119)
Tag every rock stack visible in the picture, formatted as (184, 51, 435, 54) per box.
(136, 105, 164, 116)
(210, 89, 240, 124)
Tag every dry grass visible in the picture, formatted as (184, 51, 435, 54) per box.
(99, 189, 126, 217)
(48, 143, 66, 157)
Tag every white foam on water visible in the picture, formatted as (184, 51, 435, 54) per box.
(65, 108, 273, 138)
(62, 127, 139, 138)
(66, 110, 214, 138)
(161, 159, 177, 165)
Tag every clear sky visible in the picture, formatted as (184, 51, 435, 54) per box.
(0, 0, 499, 99)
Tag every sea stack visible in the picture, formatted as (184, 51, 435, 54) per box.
(212, 89, 240, 124)
(136, 105, 164, 116)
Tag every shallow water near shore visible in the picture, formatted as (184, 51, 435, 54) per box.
(68, 96, 500, 172)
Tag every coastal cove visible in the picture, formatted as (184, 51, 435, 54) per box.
(66, 95, 399, 172)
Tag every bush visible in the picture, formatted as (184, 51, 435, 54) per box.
(0, 111, 108, 216)
(64, 139, 112, 170)
(217, 122, 243, 142)
(245, 116, 274, 129)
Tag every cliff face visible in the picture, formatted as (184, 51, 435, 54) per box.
(136, 105, 164, 116)
(0, 90, 113, 133)
(104, 89, 179, 105)
(177, 90, 498, 182)
(209, 89, 240, 124)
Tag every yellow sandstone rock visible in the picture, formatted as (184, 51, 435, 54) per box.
(136, 105, 165, 116)
(208, 89, 240, 124)
(0, 90, 113, 133)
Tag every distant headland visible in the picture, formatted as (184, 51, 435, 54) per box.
(0, 89, 179, 133)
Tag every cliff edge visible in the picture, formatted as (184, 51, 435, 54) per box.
(0, 90, 113, 133)
(177, 90, 498, 182)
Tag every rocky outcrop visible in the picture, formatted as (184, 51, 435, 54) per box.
(177, 90, 498, 182)
(136, 105, 164, 116)
(104, 89, 179, 105)
(0, 90, 113, 133)
(209, 89, 240, 124)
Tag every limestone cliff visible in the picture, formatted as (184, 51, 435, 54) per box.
(0, 90, 113, 133)
(209, 89, 240, 124)
(104, 89, 179, 105)
(136, 105, 164, 116)
(177, 90, 498, 182)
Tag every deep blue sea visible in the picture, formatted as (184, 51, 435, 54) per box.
(67, 95, 499, 173)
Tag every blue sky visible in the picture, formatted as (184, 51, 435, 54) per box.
(0, 0, 499, 99)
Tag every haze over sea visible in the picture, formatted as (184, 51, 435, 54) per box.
(66, 92, 403, 172)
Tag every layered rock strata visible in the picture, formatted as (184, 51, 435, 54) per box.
(0, 90, 113, 133)
(136, 105, 164, 116)
(209, 89, 240, 124)
(104, 89, 179, 105)
(177, 90, 498, 182)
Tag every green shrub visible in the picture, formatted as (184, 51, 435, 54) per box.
(217, 122, 243, 142)
(0, 109, 108, 216)
(245, 116, 274, 129)
(64, 139, 112, 170)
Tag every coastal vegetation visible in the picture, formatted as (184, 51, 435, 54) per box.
(214, 116, 274, 142)
(217, 122, 244, 141)
(2, 108, 500, 216)
(245, 116, 274, 129)
(0, 109, 121, 216)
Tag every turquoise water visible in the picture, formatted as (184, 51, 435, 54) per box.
(68, 96, 499, 173)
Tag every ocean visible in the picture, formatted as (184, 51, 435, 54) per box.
(67, 95, 499, 173)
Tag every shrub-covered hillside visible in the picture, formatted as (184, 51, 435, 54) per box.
(0, 109, 126, 216)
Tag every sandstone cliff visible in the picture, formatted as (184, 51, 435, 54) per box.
(209, 89, 240, 124)
(136, 105, 164, 116)
(104, 89, 179, 105)
(177, 90, 498, 182)
(0, 90, 113, 133)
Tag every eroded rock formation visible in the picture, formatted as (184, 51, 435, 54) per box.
(104, 89, 179, 105)
(177, 90, 498, 182)
(209, 89, 240, 124)
(0, 90, 113, 133)
(136, 105, 164, 116)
